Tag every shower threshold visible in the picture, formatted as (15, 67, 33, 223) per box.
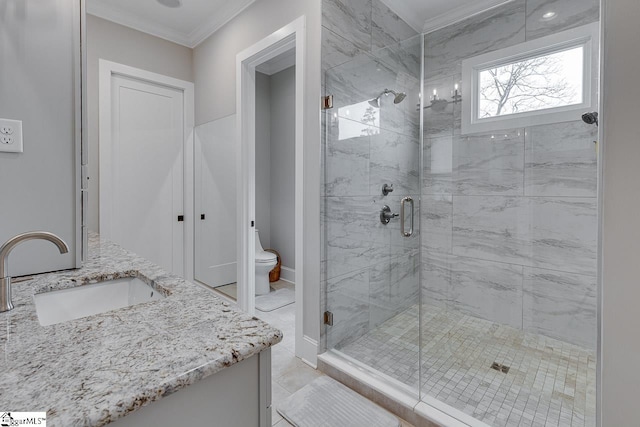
(318, 349, 489, 427)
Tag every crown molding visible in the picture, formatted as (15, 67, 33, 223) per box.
(188, 0, 256, 48)
(87, 0, 257, 48)
(87, 1, 191, 47)
(422, 0, 514, 34)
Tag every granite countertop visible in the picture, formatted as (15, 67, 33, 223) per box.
(0, 233, 282, 426)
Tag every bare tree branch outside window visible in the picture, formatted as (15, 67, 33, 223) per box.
(337, 101, 380, 140)
(360, 105, 379, 136)
(479, 46, 583, 118)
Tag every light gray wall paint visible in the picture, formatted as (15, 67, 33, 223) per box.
(601, 0, 640, 423)
(269, 66, 296, 270)
(255, 67, 296, 271)
(86, 15, 194, 232)
(0, 0, 79, 276)
(255, 72, 272, 248)
(193, 0, 322, 348)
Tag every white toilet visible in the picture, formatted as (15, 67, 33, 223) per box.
(255, 229, 277, 296)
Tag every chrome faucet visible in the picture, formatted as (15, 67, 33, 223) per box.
(0, 231, 69, 313)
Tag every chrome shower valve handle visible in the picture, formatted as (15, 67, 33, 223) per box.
(382, 184, 394, 196)
(380, 205, 399, 224)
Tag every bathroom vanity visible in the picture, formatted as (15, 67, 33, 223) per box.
(0, 233, 282, 426)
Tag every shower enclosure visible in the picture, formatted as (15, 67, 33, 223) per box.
(321, 1, 599, 426)
(323, 33, 422, 363)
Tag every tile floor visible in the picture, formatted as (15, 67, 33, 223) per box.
(211, 282, 324, 426)
(255, 302, 323, 426)
(338, 304, 597, 427)
(211, 280, 324, 427)
(214, 279, 292, 302)
(255, 300, 415, 427)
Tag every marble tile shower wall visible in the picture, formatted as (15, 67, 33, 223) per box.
(421, 0, 600, 350)
(321, 0, 422, 350)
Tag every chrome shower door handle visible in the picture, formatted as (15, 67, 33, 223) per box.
(400, 196, 414, 237)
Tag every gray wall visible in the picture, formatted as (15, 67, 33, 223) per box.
(270, 67, 296, 270)
(0, 0, 79, 276)
(421, 0, 599, 350)
(86, 15, 194, 232)
(601, 0, 640, 423)
(193, 0, 322, 353)
(321, 0, 421, 349)
(255, 67, 296, 271)
(255, 72, 272, 248)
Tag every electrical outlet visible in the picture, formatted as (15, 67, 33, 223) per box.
(0, 118, 23, 153)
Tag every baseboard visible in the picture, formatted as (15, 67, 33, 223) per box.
(279, 266, 295, 284)
(298, 335, 318, 368)
(196, 262, 237, 287)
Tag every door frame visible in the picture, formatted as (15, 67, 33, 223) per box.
(98, 60, 195, 281)
(236, 17, 306, 358)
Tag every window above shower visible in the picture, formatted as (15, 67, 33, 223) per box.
(461, 22, 599, 134)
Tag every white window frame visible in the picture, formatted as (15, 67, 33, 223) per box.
(461, 22, 599, 134)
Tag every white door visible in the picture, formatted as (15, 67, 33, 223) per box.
(194, 115, 237, 287)
(101, 74, 185, 276)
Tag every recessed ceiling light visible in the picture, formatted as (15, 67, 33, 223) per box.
(157, 0, 182, 8)
(542, 11, 557, 20)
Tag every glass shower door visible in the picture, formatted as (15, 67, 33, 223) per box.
(322, 34, 423, 392)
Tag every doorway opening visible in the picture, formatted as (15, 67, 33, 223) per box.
(236, 17, 307, 362)
(253, 55, 296, 308)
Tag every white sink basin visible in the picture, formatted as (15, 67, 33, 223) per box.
(34, 277, 165, 326)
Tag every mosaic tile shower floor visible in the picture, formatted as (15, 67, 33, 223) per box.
(338, 305, 596, 427)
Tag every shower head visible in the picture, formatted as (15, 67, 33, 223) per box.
(393, 91, 407, 104)
(368, 89, 407, 108)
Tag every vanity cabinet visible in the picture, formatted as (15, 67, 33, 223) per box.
(0, 235, 280, 427)
(111, 351, 272, 427)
